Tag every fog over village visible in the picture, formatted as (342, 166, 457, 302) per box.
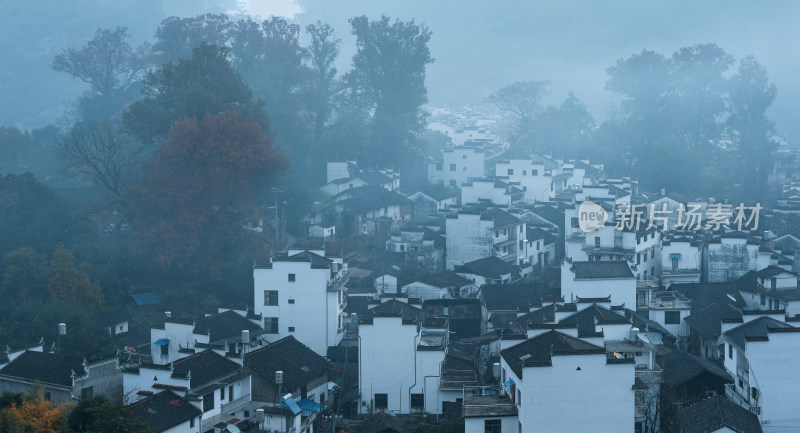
(2, 1, 800, 433)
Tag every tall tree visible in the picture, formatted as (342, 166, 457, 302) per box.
(345, 15, 433, 167)
(230, 17, 311, 169)
(68, 394, 150, 433)
(727, 56, 778, 199)
(128, 112, 289, 279)
(48, 243, 104, 313)
(305, 21, 341, 155)
(58, 120, 144, 200)
(123, 44, 265, 145)
(0, 387, 71, 433)
(51, 27, 148, 97)
(1, 248, 48, 302)
(152, 13, 232, 64)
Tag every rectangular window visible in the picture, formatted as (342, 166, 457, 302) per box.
(265, 317, 279, 334)
(672, 257, 679, 271)
(760, 294, 766, 306)
(288, 299, 295, 304)
(484, 419, 502, 433)
(264, 290, 278, 306)
(190, 418, 195, 428)
(81, 387, 93, 399)
(571, 217, 578, 228)
(288, 326, 295, 332)
(595, 237, 600, 248)
(637, 253, 641, 265)
(203, 392, 215, 412)
(532, 169, 538, 176)
(229, 385, 234, 401)
(462, 154, 467, 159)
(449, 179, 457, 187)
(771, 277, 777, 290)
(288, 273, 296, 282)
(729, 343, 733, 359)
(664, 310, 681, 325)
(522, 170, 527, 175)
(375, 394, 388, 409)
(436, 163, 442, 171)
(449, 164, 456, 171)
(220, 388, 225, 401)
(507, 169, 514, 176)
(161, 342, 169, 357)
(651, 249, 655, 259)
(44, 392, 51, 401)
(411, 393, 424, 410)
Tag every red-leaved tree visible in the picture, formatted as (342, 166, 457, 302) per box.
(129, 111, 289, 279)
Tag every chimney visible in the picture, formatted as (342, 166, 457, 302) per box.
(58, 323, 66, 336)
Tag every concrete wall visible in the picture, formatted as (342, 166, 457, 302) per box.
(254, 261, 342, 356)
(445, 214, 493, 270)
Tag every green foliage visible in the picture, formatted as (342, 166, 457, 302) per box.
(1, 248, 48, 301)
(153, 13, 232, 64)
(123, 44, 265, 145)
(344, 15, 433, 168)
(600, 44, 778, 199)
(128, 112, 288, 280)
(68, 394, 150, 433)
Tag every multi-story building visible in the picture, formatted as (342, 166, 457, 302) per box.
(253, 248, 348, 356)
(445, 208, 526, 270)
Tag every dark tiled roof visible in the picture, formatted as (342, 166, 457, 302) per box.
(356, 170, 392, 186)
(684, 303, 742, 341)
(130, 390, 202, 433)
(624, 309, 674, 343)
(415, 271, 473, 289)
(335, 185, 411, 214)
(678, 395, 762, 433)
(571, 261, 633, 279)
(0, 350, 84, 386)
(276, 250, 332, 268)
(194, 310, 262, 343)
(724, 316, 796, 348)
(530, 206, 565, 227)
(480, 283, 560, 312)
(671, 282, 747, 310)
(558, 304, 630, 332)
(457, 256, 520, 279)
(756, 265, 796, 278)
(659, 350, 732, 388)
(501, 330, 605, 377)
(526, 227, 557, 244)
(244, 336, 331, 390)
(343, 296, 372, 316)
(415, 185, 459, 201)
(172, 350, 242, 388)
(516, 304, 556, 327)
(481, 208, 521, 228)
(363, 299, 422, 323)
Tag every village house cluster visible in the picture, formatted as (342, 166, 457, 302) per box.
(4, 108, 800, 433)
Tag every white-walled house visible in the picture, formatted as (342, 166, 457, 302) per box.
(494, 157, 557, 203)
(358, 300, 452, 415)
(445, 208, 526, 270)
(130, 390, 203, 433)
(150, 309, 265, 365)
(402, 271, 477, 300)
(439, 146, 488, 187)
(561, 260, 637, 309)
(704, 232, 770, 283)
(461, 178, 524, 207)
(253, 249, 347, 356)
(661, 231, 703, 285)
(123, 350, 252, 427)
(722, 316, 800, 431)
(495, 330, 635, 432)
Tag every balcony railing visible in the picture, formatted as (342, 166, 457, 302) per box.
(649, 291, 691, 309)
(327, 271, 351, 292)
(635, 364, 663, 385)
(221, 393, 251, 413)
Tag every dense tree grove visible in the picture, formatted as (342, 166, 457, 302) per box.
(496, 44, 780, 199)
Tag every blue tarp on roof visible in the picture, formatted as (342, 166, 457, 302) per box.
(298, 398, 322, 416)
(281, 396, 302, 415)
(131, 293, 161, 306)
(503, 379, 515, 386)
(154, 339, 169, 346)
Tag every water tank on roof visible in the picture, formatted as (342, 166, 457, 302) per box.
(242, 330, 250, 344)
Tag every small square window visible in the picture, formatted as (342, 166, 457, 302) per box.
(411, 393, 424, 410)
(664, 310, 681, 325)
(288, 327, 295, 332)
(288, 273, 296, 282)
(508, 169, 514, 176)
(375, 393, 388, 409)
(449, 164, 456, 171)
(288, 299, 295, 304)
(462, 155, 467, 159)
